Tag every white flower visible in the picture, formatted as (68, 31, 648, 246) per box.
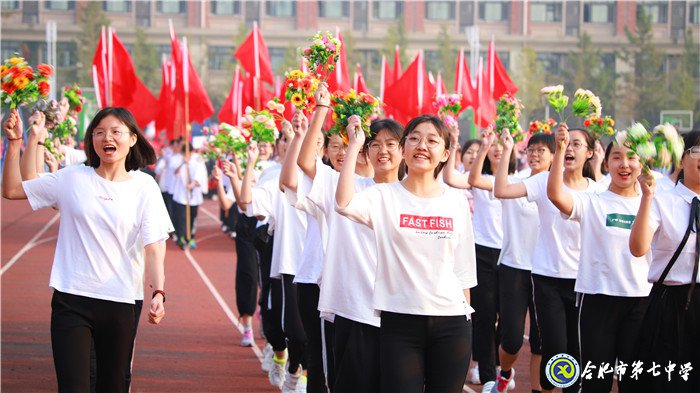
(244, 106, 253, 115)
(637, 141, 657, 161)
(653, 123, 679, 142)
(540, 85, 564, 94)
(627, 123, 648, 140)
(614, 131, 628, 147)
(590, 96, 602, 117)
(228, 127, 241, 139)
(574, 88, 587, 97)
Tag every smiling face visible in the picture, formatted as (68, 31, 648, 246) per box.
(367, 129, 401, 176)
(527, 143, 554, 175)
(257, 142, 273, 161)
(325, 134, 347, 171)
(91, 115, 136, 168)
(461, 142, 480, 171)
(486, 141, 503, 171)
(401, 121, 449, 177)
(564, 130, 594, 173)
(605, 145, 641, 191)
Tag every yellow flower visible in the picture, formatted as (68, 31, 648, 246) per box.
(14, 76, 29, 89)
(289, 70, 303, 79)
(7, 57, 22, 65)
(608, 118, 615, 126)
(347, 90, 357, 100)
(291, 93, 304, 107)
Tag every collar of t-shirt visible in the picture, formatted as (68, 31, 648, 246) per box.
(675, 182, 699, 205)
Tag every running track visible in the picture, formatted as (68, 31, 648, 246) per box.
(2, 198, 542, 392)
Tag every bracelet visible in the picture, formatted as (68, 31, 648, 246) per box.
(5, 136, 22, 141)
(316, 104, 330, 108)
(37, 141, 45, 146)
(152, 290, 166, 303)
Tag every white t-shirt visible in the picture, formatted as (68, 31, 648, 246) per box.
(498, 176, 539, 271)
(569, 191, 652, 296)
(655, 175, 676, 193)
(523, 172, 601, 279)
(471, 175, 503, 249)
(246, 169, 307, 278)
(61, 146, 87, 167)
(154, 155, 168, 192)
(172, 155, 208, 206)
(307, 161, 380, 327)
(22, 165, 173, 303)
(337, 182, 477, 317)
(647, 183, 699, 285)
(164, 152, 183, 194)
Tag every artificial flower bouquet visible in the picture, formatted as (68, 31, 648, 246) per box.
(63, 84, 85, 115)
(540, 85, 601, 122)
(202, 123, 250, 161)
(433, 93, 462, 130)
(584, 115, 615, 140)
(494, 93, 525, 143)
(241, 100, 285, 144)
(329, 89, 379, 143)
(614, 122, 684, 172)
(302, 31, 341, 81)
(284, 69, 318, 111)
(528, 118, 557, 134)
(1, 55, 52, 108)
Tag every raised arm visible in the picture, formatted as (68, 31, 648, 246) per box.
(442, 125, 471, 189)
(335, 115, 364, 209)
(589, 140, 605, 182)
(237, 142, 259, 211)
(629, 173, 655, 257)
(468, 131, 497, 191)
(494, 131, 527, 199)
(20, 111, 46, 180)
(2, 109, 27, 200)
(280, 112, 308, 192)
(144, 240, 166, 325)
(298, 84, 330, 178)
(547, 123, 574, 216)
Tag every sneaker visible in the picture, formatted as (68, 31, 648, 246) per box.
(489, 368, 515, 393)
(282, 370, 305, 393)
(268, 352, 287, 389)
(482, 381, 496, 393)
(296, 375, 307, 393)
(241, 328, 254, 347)
(188, 239, 197, 249)
(261, 344, 274, 373)
(468, 364, 481, 385)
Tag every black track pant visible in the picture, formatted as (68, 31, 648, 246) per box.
(380, 312, 472, 393)
(498, 264, 541, 355)
(235, 213, 259, 317)
(333, 316, 380, 393)
(471, 244, 500, 382)
(298, 283, 333, 393)
(172, 201, 198, 242)
(282, 274, 307, 375)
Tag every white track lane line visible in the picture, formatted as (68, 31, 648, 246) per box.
(1, 214, 59, 276)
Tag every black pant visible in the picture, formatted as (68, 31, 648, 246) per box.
(578, 294, 649, 393)
(298, 283, 333, 393)
(471, 244, 500, 382)
(498, 264, 541, 355)
(532, 274, 580, 392)
(51, 290, 136, 393)
(380, 312, 472, 393)
(282, 274, 307, 375)
(235, 213, 259, 317)
(172, 201, 198, 242)
(162, 192, 174, 225)
(333, 316, 380, 393)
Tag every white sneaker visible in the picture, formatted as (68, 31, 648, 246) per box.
(268, 352, 287, 389)
(482, 381, 496, 393)
(296, 375, 307, 393)
(468, 364, 481, 384)
(282, 370, 304, 393)
(241, 328, 254, 347)
(261, 343, 273, 373)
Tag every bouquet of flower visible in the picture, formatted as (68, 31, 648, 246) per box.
(284, 69, 318, 111)
(528, 118, 557, 134)
(50, 116, 78, 144)
(540, 86, 601, 123)
(202, 123, 251, 161)
(584, 115, 615, 140)
(614, 122, 684, 171)
(33, 98, 63, 129)
(1, 56, 52, 108)
(302, 31, 341, 81)
(63, 84, 85, 115)
(241, 100, 285, 144)
(433, 93, 462, 130)
(329, 89, 379, 143)
(43, 138, 62, 160)
(494, 93, 525, 143)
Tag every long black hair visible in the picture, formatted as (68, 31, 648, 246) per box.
(678, 130, 700, 184)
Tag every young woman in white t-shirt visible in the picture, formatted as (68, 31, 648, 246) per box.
(443, 130, 516, 386)
(493, 124, 600, 393)
(336, 114, 477, 392)
(3, 107, 169, 392)
(629, 130, 700, 393)
(549, 131, 652, 392)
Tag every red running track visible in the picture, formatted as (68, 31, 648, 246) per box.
(2, 197, 557, 392)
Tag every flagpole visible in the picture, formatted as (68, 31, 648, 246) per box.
(182, 37, 192, 245)
(107, 27, 114, 106)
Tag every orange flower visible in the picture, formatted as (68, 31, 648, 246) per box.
(301, 78, 313, 92)
(13, 76, 29, 89)
(361, 94, 375, 105)
(306, 95, 316, 108)
(37, 64, 53, 77)
(2, 82, 16, 94)
(38, 80, 50, 96)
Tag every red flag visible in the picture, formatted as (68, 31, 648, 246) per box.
(155, 55, 175, 138)
(218, 66, 242, 125)
(379, 55, 394, 101)
(383, 51, 436, 125)
(489, 40, 518, 99)
(475, 57, 495, 129)
(353, 63, 370, 95)
(234, 22, 274, 86)
(455, 48, 477, 112)
(326, 29, 351, 93)
(435, 72, 446, 96)
(393, 45, 403, 81)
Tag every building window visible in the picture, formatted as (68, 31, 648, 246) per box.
(530, 1, 562, 23)
(1, 42, 21, 62)
(689, 3, 700, 24)
(373, 1, 403, 20)
(211, 0, 240, 15)
(537, 52, 564, 76)
(56, 42, 77, 67)
(266, 0, 295, 17)
(637, 2, 668, 23)
(209, 46, 233, 70)
(426, 1, 455, 20)
(157, 0, 186, 14)
(319, 1, 349, 18)
(45, 1, 75, 11)
(268, 47, 287, 74)
(583, 2, 615, 23)
(478, 0, 509, 22)
(103, 1, 131, 13)
(1, 1, 19, 10)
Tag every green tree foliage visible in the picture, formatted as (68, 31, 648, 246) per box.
(343, 30, 361, 72)
(620, 11, 671, 126)
(514, 47, 546, 123)
(381, 17, 409, 69)
(669, 29, 700, 128)
(131, 28, 160, 94)
(75, 2, 110, 86)
(425, 26, 457, 92)
(562, 32, 616, 118)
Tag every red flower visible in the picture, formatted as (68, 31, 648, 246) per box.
(301, 78, 312, 92)
(75, 105, 83, 113)
(583, 119, 591, 127)
(2, 82, 16, 94)
(38, 80, 50, 96)
(361, 94, 375, 105)
(37, 64, 53, 77)
(306, 95, 316, 107)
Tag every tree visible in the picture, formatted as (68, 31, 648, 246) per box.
(75, 2, 110, 86)
(381, 17, 409, 69)
(619, 10, 671, 126)
(669, 29, 700, 128)
(434, 25, 457, 92)
(562, 32, 617, 118)
(343, 29, 361, 73)
(131, 28, 160, 94)
(513, 47, 546, 124)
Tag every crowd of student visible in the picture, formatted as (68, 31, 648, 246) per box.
(1, 81, 699, 393)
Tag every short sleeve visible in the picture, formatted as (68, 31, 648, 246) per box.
(307, 161, 337, 217)
(140, 180, 174, 245)
(648, 196, 662, 233)
(22, 170, 60, 210)
(567, 192, 586, 222)
(453, 204, 477, 289)
(523, 171, 546, 203)
(246, 182, 273, 218)
(334, 186, 380, 229)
